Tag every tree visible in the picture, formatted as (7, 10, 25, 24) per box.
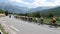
(24, 13, 28, 16)
(32, 12, 41, 18)
(5, 10, 8, 16)
(48, 13, 54, 18)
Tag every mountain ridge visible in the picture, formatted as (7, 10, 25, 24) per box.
(0, 2, 59, 15)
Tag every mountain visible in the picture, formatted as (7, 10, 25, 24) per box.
(40, 6, 60, 16)
(0, 2, 59, 15)
(28, 6, 60, 16)
(0, 3, 30, 14)
(27, 6, 55, 13)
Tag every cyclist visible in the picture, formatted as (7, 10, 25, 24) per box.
(50, 17, 57, 28)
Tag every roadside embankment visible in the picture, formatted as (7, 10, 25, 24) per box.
(0, 14, 5, 17)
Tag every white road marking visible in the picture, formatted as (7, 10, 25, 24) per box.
(1, 22, 17, 34)
(10, 25, 19, 31)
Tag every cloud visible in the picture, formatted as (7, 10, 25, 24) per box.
(54, 0, 60, 5)
(32, 0, 55, 6)
(10, 0, 60, 8)
(10, 0, 30, 5)
(11, 0, 20, 2)
(31, 0, 60, 7)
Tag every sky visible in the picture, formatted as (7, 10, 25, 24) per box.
(0, 0, 60, 8)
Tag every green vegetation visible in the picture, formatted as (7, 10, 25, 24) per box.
(0, 24, 8, 34)
(0, 9, 4, 14)
(25, 12, 54, 18)
(5, 10, 8, 16)
(0, 9, 13, 16)
(25, 12, 41, 18)
(40, 7, 60, 16)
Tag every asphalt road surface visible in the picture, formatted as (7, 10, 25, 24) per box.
(0, 15, 60, 34)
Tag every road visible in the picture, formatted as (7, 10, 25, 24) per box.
(0, 15, 60, 34)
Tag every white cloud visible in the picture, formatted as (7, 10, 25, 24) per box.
(54, 0, 60, 5)
(32, 0, 55, 6)
(31, 0, 60, 7)
(10, 0, 30, 5)
(11, 0, 20, 2)
(10, 0, 60, 8)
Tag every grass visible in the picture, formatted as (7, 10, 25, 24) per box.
(0, 24, 8, 34)
(44, 18, 50, 24)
